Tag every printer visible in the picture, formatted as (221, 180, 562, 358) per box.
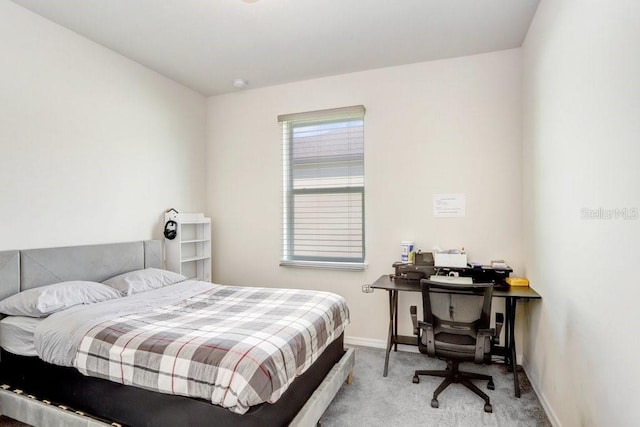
(392, 251, 435, 282)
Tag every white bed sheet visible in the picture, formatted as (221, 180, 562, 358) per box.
(0, 316, 41, 356)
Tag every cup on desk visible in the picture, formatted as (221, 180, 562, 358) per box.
(401, 241, 414, 263)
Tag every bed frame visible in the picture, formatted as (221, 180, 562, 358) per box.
(0, 241, 354, 427)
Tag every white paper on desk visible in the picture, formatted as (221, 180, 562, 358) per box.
(433, 193, 466, 218)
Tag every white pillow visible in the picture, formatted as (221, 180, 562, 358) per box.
(0, 281, 123, 318)
(102, 268, 187, 296)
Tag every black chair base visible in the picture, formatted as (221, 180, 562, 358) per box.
(413, 360, 494, 413)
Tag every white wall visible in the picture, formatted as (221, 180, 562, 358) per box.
(206, 49, 523, 345)
(0, 1, 207, 251)
(522, 0, 640, 425)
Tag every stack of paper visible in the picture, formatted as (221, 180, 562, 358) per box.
(491, 260, 508, 269)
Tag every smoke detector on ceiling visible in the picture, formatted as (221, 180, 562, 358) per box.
(233, 78, 248, 89)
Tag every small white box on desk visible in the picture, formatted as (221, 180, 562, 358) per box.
(434, 253, 468, 268)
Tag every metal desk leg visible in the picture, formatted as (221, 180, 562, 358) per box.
(383, 290, 397, 377)
(393, 290, 399, 351)
(505, 300, 513, 369)
(507, 297, 521, 398)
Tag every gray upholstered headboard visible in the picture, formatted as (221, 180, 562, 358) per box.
(0, 240, 162, 300)
(0, 251, 20, 301)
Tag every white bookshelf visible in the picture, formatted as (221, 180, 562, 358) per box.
(164, 212, 211, 281)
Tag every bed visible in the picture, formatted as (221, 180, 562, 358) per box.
(0, 241, 354, 427)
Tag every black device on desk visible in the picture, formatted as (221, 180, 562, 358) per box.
(392, 251, 435, 282)
(392, 263, 435, 281)
(435, 265, 513, 290)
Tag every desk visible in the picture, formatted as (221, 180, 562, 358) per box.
(370, 274, 541, 398)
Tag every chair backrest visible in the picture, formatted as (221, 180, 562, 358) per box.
(419, 279, 493, 360)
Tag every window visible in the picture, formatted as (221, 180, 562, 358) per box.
(279, 105, 366, 269)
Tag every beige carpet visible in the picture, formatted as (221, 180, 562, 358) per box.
(320, 345, 551, 427)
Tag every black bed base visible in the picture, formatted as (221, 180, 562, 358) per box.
(0, 334, 344, 427)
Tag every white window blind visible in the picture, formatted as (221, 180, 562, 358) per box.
(279, 105, 365, 267)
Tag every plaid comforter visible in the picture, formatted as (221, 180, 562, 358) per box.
(74, 284, 349, 414)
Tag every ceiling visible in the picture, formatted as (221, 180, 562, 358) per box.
(10, 0, 540, 96)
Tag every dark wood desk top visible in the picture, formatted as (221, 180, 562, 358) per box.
(370, 274, 541, 299)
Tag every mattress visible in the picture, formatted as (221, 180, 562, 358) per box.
(0, 316, 40, 356)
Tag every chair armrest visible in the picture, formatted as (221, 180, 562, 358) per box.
(410, 305, 418, 335)
(418, 321, 436, 356)
(494, 312, 504, 345)
(475, 328, 495, 363)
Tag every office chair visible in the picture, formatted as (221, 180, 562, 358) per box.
(410, 279, 498, 413)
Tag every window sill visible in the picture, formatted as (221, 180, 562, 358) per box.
(279, 260, 367, 271)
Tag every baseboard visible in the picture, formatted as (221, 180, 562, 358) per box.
(521, 355, 562, 427)
(343, 335, 386, 349)
(344, 336, 420, 353)
(345, 335, 525, 359)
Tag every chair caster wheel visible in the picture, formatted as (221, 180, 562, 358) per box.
(484, 403, 493, 413)
(431, 399, 439, 408)
(412, 375, 419, 384)
(487, 380, 495, 390)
